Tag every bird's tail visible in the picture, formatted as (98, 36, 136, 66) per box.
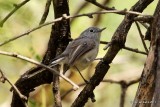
(23, 56, 65, 79)
(50, 57, 67, 74)
(50, 57, 65, 67)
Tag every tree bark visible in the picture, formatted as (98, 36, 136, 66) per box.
(133, 0, 160, 107)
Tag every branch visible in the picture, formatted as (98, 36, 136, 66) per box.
(135, 21, 149, 53)
(103, 79, 140, 107)
(0, 9, 150, 47)
(0, 0, 30, 27)
(0, 19, 61, 46)
(100, 41, 147, 55)
(39, 0, 52, 25)
(102, 78, 140, 86)
(123, 46, 147, 55)
(134, 16, 153, 23)
(0, 50, 79, 90)
(85, 0, 114, 10)
(0, 69, 28, 107)
(93, 0, 110, 26)
(62, 78, 140, 105)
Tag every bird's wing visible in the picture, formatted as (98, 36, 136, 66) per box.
(68, 37, 96, 65)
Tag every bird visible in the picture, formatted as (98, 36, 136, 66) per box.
(51, 26, 106, 82)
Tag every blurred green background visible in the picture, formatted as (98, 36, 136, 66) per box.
(0, 0, 158, 107)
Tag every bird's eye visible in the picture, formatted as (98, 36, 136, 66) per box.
(89, 29, 94, 32)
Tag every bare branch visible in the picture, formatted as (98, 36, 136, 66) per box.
(123, 46, 147, 55)
(102, 78, 140, 86)
(0, 0, 30, 27)
(62, 78, 140, 102)
(93, 0, 110, 26)
(71, 2, 89, 23)
(39, 0, 52, 25)
(0, 69, 28, 107)
(0, 19, 62, 46)
(135, 21, 149, 53)
(0, 9, 150, 47)
(104, 79, 140, 107)
(138, 21, 149, 29)
(85, 0, 114, 10)
(100, 41, 147, 55)
(0, 50, 79, 90)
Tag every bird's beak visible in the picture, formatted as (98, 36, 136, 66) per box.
(98, 27, 106, 32)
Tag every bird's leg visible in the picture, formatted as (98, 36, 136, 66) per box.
(74, 66, 95, 101)
(74, 66, 89, 84)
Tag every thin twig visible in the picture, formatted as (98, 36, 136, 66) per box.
(103, 79, 140, 107)
(39, 0, 52, 25)
(0, 50, 79, 90)
(123, 47, 147, 55)
(120, 82, 127, 107)
(135, 21, 149, 53)
(93, 0, 110, 26)
(71, 2, 89, 23)
(71, 9, 149, 17)
(85, 0, 114, 10)
(0, 0, 30, 27)
(0, 19, 62, 46)
(62, 78, 140, 100)
(100, 41, 147, 55)
(0, 9, 150, 47)
(0, 69, 28, 107)
(85, 0, 151, 18)
(102, 78, 140, 86)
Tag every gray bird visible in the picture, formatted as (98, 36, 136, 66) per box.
(51, 27, 106, 82)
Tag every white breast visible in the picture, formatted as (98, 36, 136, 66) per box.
(73, 46, 98, 71)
